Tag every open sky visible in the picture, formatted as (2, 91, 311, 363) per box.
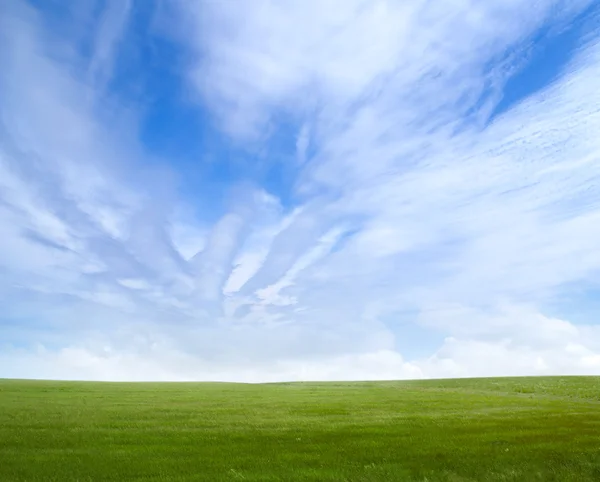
(1, 0, 600, 382)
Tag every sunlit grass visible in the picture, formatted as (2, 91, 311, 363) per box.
(2, 377, 600, 481)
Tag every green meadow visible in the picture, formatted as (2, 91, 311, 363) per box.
(1, 377, 600, 481)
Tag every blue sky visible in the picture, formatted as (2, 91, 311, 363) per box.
(1, 0, 600, 381)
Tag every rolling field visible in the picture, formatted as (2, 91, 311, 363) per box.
(2, 377, 600, 481)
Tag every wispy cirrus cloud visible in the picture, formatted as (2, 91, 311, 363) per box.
(1, 0, 600, 381)
(87, 0, 133, 89)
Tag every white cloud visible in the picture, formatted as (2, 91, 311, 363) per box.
(0, 345, 424, 382)
(2, 0, 600, 381)
(87, 0, 133, 89)
(183, 0, 594, 139)
(4, 307, 600, 382)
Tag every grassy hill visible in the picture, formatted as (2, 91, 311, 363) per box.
(2, 377, 600, 481)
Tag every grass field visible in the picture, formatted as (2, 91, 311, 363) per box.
(2, 377, 600, 481)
